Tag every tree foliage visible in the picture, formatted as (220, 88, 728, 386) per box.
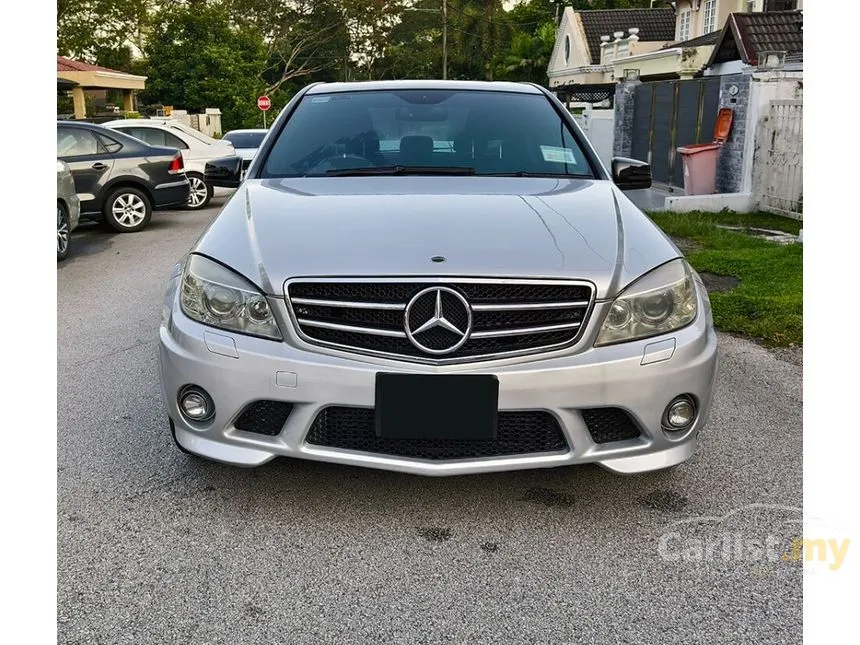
(57, 0, 151, 69)
(139, 2, 268, 131)
(57, 0, 659, 126)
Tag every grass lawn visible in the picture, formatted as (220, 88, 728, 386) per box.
(648, 211, 802, 347)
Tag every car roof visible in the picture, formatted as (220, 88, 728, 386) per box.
(305, 80, 543, 95)
(224, 129, 268, 134)
(57, 120, 110, 130)
(103, 119, 172, 127)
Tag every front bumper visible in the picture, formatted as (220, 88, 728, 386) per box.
(158, 281, 717, 476)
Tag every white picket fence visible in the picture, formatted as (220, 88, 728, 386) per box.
(758, 99, 803, 220)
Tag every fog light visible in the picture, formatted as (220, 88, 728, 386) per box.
(178, 386, 214, 422)
(665, 397, 696, 430)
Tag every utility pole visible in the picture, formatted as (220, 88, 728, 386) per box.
(442, 0, 448, 80)
(405, 2, 448, 79)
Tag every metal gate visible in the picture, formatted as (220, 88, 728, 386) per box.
(759, 100, 803, 220)
(631, 77, 721, 189)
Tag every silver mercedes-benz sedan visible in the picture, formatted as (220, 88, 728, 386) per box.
(158, 80, 717, 476)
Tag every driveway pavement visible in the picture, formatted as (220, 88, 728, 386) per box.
(58, 200, 803, 644)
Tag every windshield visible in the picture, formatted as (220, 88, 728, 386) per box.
(261, 89, 594, 178)
(223, 131, 267, 149)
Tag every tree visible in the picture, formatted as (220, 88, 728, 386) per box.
(494, 22, 556, 84)
(57, 0, 152, 69)
(139, 2, 268, 131)
(229, 0, 350, 93)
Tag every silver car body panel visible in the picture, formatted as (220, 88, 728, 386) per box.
(57, 160, 80, 232)
(158, 80, 718, 475)
(158, 276, 717, 475)
(192, 178, 678, 301)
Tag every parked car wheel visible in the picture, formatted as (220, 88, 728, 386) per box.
(185, 173, 213, 210)
(57, 202, 71, 262)
(103, 187, 152, 233)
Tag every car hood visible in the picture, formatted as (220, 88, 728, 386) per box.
(192, 177, 680, 299)
(233, 148, 257, 161)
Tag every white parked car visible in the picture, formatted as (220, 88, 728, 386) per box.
(221, 129, 268, 172)
(103, 118, 235, 210)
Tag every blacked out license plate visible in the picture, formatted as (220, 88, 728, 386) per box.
(375, 373, 499, 441)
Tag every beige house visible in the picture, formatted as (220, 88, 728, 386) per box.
(547, 1, 803, 99)
(547, 6, 676, 96)
(57, 57, 147, 119)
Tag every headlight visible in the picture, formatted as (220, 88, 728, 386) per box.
(595, 259, 698, 346)
(179, 255, 282, 340)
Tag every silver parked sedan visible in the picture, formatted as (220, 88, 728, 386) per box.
(57, 159, 80, 261)
(158, 80, 717, 476)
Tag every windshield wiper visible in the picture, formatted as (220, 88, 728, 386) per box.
(476, 171, 593, 178)
(324, 165, 476, 177)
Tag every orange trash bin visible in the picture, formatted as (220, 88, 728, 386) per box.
(676, 107, 734, 196)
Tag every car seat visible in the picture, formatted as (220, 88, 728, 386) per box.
(399, 135, 434, 165)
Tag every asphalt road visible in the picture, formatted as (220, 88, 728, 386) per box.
(58, 200, 803, 644)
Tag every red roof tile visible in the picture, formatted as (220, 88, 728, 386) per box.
(57, 56, 128, 74)
(708, 11, 803, 66)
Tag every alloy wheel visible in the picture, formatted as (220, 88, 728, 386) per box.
(187, 176, 209, 208)
(57, 205, 69, 256)
(112, 193, 147, 228)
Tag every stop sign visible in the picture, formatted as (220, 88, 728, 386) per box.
(257, 95, 271, 111)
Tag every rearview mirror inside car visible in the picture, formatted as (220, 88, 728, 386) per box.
(204, 156, 243, 188)
(611, 157, 652, 191)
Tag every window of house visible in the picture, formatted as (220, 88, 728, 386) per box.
(678, 10, 692, 41)
(764, 0, 796, 10)
(746, 0, 757, 11)
(564, 34, 571, 64)
(703, 0, 718, 34)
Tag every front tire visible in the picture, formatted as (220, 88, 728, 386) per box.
(57, 202, 70, 261)
(185, 173, 213, 210)
(103, 187, 152, 232)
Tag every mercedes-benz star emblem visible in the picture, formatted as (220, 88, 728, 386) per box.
(404, 287, 473, 355)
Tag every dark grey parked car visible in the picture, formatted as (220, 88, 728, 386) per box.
(56, 122, 191, 232)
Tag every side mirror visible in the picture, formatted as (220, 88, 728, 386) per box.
(611, 157, 652, 191)
(204, 156, 243, 188)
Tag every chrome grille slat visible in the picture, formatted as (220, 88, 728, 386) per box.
(292, 297, 406, 311)
(471, 301, 590, 311)
(297, 318, 407, 338)
(471, 321, 581, 339)
(286, 278, 595, 363)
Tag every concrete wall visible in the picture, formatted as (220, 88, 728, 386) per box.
(166, 109, 224, 138)
(715, 73, 751, 193)
(612, 80, 638, 159)
(547, 7, 594, 88)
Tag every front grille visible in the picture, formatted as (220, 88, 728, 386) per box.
(581, 408, 641, 444)
(287, 279, 594, 362)
(234, 400, 294, 435)
(306, 407, 569, 460)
